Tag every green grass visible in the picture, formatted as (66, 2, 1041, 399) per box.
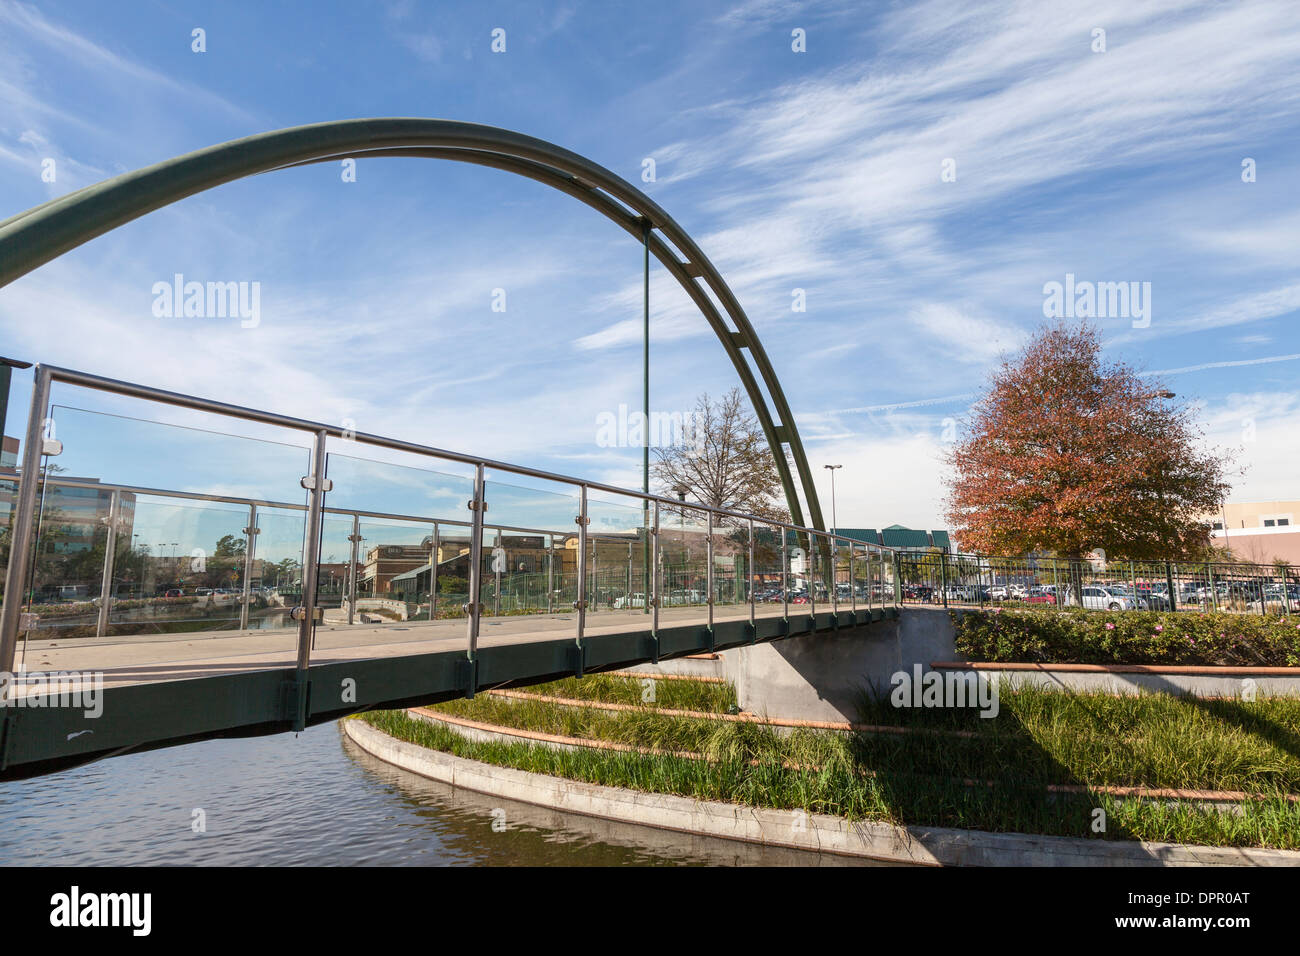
(358, 675, 1300, 850)
(463, 673, 736, 712)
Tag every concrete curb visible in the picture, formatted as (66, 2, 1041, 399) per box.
(341, 716, 1300, 867)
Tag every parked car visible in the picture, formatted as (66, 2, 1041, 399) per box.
(1073, 586, 1132, 611)
(613, 593, 647, 609)
(1026, 587, 1057, 605)
(989, 585, 1009, 601)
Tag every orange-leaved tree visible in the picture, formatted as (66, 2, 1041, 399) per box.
(944, 321, 1236, 562)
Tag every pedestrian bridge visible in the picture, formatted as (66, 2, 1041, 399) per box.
(0, 361, 903, 780)
(0, 119, 906, 778)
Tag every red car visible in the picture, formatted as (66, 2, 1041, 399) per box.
(1026, 590, 1056, 605)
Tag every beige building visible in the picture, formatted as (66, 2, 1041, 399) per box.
(1209, 499, 1300, 564)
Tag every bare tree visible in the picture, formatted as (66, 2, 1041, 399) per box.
(651, 388, 789, 524)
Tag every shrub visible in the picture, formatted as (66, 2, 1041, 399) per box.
(952, 607, 1300, 666)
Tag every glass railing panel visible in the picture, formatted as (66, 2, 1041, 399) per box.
(813, 532, 834, 612)
(480, 475, 579, 622)
(323, 450, 472, 522)
(711, 515, 750, 623)
(13, 400, 311, 679)
(830, 536, 852, 611)
(252, 505, 308, 631)
(101, 495, 250, 637)
(314, 513, 356, 623)
(351, 516, 438, 626)
(478, 526, 553, 616)
(586, 491, 651, 622)
(0, 477, 15, 601)
(23, 481, 113, 643)
(752, 522, 787, 618)
(318, 448, 471, 651)
(656, 502, 710, 630)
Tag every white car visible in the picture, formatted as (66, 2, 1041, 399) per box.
(613, 593, 647, 609)
(989, 586, 1009, 601)
(1073, 586, 1132, 611)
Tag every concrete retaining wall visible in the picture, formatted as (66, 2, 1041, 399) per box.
(627, 607, 1300, 721)
(342, 716, 1300, 866)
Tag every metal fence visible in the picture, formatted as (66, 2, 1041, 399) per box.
(895, 551, 1298, 617)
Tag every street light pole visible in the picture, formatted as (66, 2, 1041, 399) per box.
(1147, 390, 1178, 611)
(823, 464, 842, 537)
(641, 217, 651, 614)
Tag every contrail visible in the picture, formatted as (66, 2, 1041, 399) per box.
(820, 393, 975, 415)
(816, 353, 1300, 418)
(1142, 353, 1300, 377)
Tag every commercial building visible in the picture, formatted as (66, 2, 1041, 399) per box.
(1209, 499, 1300, 564)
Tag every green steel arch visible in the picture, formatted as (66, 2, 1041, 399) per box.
(0, 118, 825, 530)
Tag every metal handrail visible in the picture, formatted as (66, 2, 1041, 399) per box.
(0, 362, 903, 675)
(29, 364, 864, 538)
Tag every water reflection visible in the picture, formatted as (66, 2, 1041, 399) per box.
(0, 722, 889, 866)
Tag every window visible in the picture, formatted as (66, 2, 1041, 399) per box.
(1212, 521, 1224, 530)
(1265, 519, 1276, 527)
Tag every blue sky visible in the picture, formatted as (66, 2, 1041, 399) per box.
(1, 0, 1298, 547)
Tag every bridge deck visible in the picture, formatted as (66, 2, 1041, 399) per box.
(9, 603, 816, 692)
(0, 603, 898, 779)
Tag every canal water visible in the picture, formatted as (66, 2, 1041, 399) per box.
(0, 722, 880, 866)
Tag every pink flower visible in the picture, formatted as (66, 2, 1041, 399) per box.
(1154, 625, 1163, 632)
(1105, 622, 1116, 630)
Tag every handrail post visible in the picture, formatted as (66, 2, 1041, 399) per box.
(892, 550, 902, 607)
(465, 463, 486, 693)
(575, 485, 588, 652)
(807, 532, 817, 622)
(492, 527, 502, 617)
(747, 518, 756, 635)
(940, 550, 948, 608)
(427, 521, 437, 621)
(0, 365, 52, 673)
(95, 489, 120, 638)
(547, 534, 554, 614)
(850, 542, 857, 614)
(830, 536, 839, 616)
(239, 502, 258, 630)
(706, 509, 715, 634)
(589, 532, 598, 616)
(651, 499, 660, 636)
(781, 529, 789, 622)
(864, 547, 872, 609)
(292, 428, 329, 730)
